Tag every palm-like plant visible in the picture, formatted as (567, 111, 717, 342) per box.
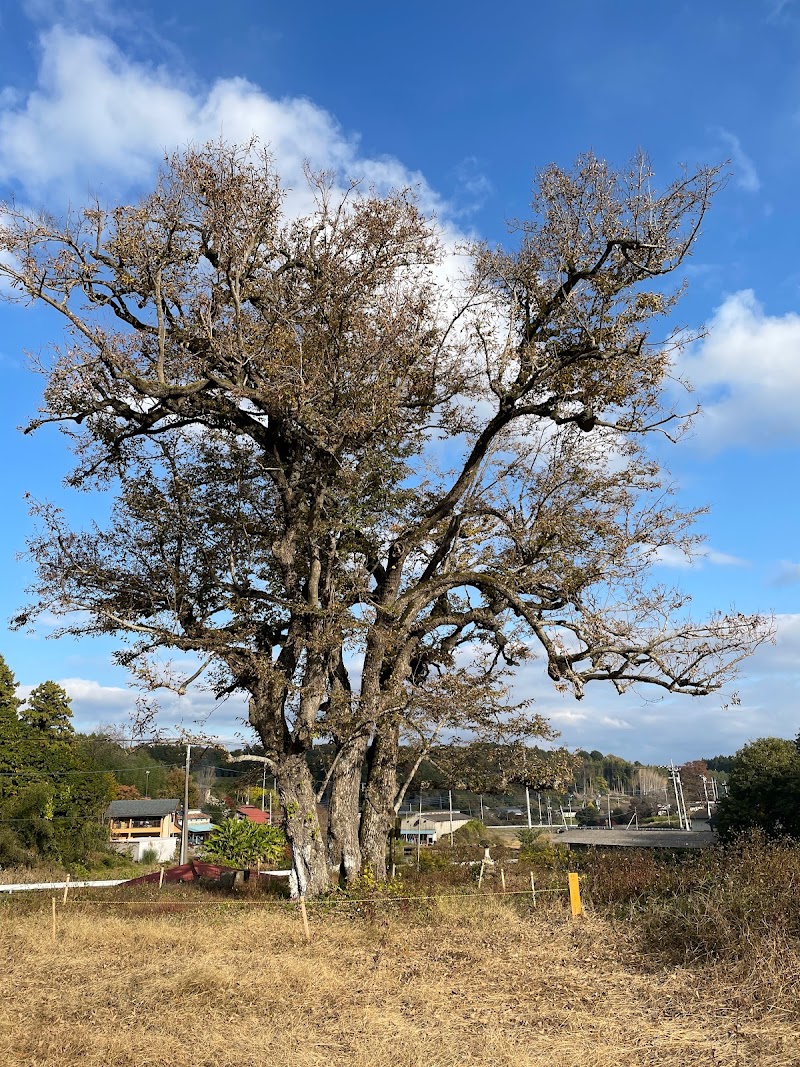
(203, 816, 287, 868)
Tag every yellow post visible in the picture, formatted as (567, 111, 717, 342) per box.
(568, 872, 583, 919)
(500, 867, 506, 892)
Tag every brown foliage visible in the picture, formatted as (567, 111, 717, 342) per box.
(0, 143, 771, 893)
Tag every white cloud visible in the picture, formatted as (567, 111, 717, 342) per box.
(15, 674, 250, 738)
(681, 289, 800, 449)
(651, 544, 746, 569)
(0, 27, 448, 221)
(715, 128, 761, 193)
(503, 613, 798, 762)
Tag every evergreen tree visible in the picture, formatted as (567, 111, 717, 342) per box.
(20, 680, 75, 737)
(0, 654, 22, 729)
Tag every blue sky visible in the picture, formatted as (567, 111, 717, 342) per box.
(0, 0, 798, 762)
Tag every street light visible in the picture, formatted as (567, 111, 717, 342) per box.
(145, 769, 150, 798)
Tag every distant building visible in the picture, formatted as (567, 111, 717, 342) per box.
(184, 810, 216, 848)
(399, 811, 472, 845)
(236, 804, 272, 825)
(105, 798, 182, 862)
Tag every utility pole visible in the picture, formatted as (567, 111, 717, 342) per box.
(669, 762, 690, 830)
(525, 786, 532, 829)
(261, 762, 267, 812)
(700, 775, 712, 819)
(180, 743, 191, 865)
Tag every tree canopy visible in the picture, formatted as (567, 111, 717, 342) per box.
(0, 142, 769, 895)
(20, 680, 75, 737)
(716, 737, 800, 840)
(0, 656, 115, 866)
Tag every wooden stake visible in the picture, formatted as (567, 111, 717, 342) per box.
(477, 859, 485, 889)
(530, 872, 536, 907)
(51, 896, 56, 942)
(390, 862, 396, 880)
(568, 872, 583, 919)
(299, 897, 311, 943)
(62, 873, 70, 905)
(500, 867, 506, 892)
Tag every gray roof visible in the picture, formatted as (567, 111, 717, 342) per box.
(418, 811, 471, 823)
(551, 828, 716, 849)
(106, 798, 181, 819)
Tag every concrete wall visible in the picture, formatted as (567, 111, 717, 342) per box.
(111, 838, 178, 863)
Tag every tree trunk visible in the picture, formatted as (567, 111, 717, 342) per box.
(275, 751, 329, 898)
(326, 732, 369, 885)
(359, 722, 400, 879)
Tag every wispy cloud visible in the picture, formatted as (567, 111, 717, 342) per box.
(652, 545, 747, 569)
(715, 127, 761, 193)
(769, 561, 800, 586)
(767, 0, 796, 22)
(451, 156, 494, 217)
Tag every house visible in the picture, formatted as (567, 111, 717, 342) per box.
(236, 804, 272, 825)
(184, 810, 216, 848)
(399, 811, 473, 846)
(106, 798, 181, 862)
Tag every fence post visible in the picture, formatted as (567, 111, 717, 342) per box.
(568, 872, 583, 919)
(477, 859, 485, 889)
(158, 867, 165, 890)
(62, 873, 70, 905)
(530, 872, 536, 907)
(299, 897, 311, 943)
(500, 867, 506, 893)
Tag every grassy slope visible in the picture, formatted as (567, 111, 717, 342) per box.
(1, 893, 797, 1067)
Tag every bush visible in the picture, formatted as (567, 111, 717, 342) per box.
(576, 832, 800, 987)
(517, 827, 569, 869)
(450, 820, 493, 847)
(0, 827, 35, 868)
(203, 816, 287, 868)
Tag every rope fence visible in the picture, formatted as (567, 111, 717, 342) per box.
(38, 871, 585, 941)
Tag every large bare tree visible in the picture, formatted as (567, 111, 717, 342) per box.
(1, 143, 769, 895)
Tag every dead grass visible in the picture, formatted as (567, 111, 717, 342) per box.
(0, 863, 68, 885)
(1, 892, 798, 1067)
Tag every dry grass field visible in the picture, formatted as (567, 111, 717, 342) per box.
(1, 887, 798, 1067)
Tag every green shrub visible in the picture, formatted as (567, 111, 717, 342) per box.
(517, 827, 570, 869)
(203, 816, 287, 868)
